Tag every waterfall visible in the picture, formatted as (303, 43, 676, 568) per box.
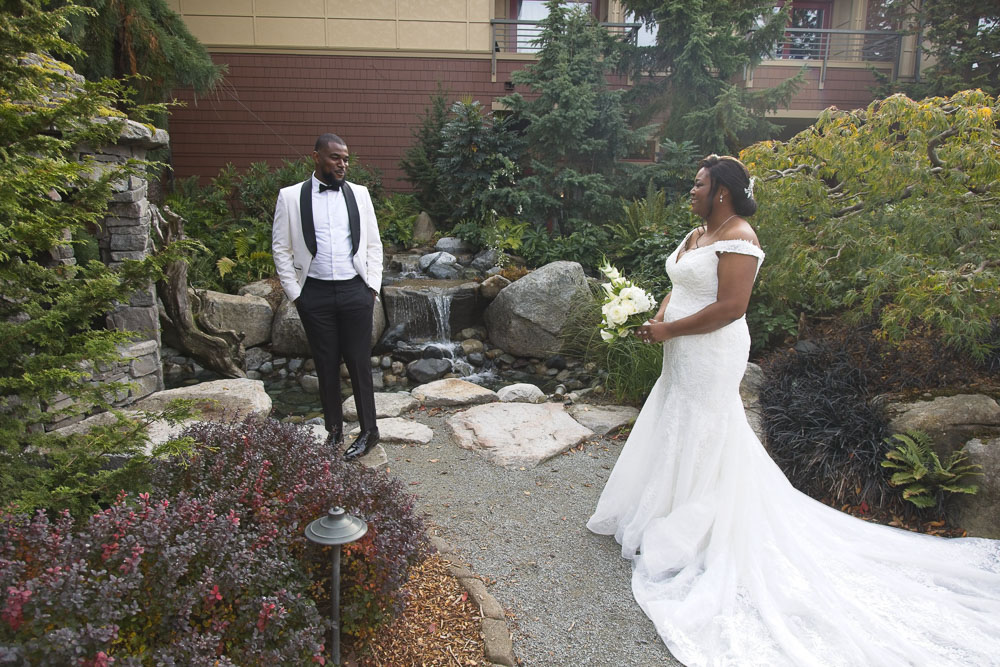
(428, 292, 452, 342)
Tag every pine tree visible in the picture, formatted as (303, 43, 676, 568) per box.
(0, 0, 194, 514)
(58, 0, 224, 108)
(621, 0, 803, 154)
(399, 86, 453, 225)
(878, 0, 999, 98)
(499, 0, 653, 235)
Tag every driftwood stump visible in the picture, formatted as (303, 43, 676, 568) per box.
(152, 205, 246, 379)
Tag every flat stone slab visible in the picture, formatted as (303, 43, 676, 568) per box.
(348, 417, 434, 445)
(132, 378, 271, 418)
(412, 378, 499, 407)
(343, 391, 420, 421)
(567, 404, 639, 435)
(447, 403, 594, 467)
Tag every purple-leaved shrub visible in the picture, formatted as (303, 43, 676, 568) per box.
(152, 417, 428, 640)
(0, 492, 326, 665)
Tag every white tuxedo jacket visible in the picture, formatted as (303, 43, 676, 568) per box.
(272, 178, 383, 303)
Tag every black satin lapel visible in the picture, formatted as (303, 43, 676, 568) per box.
(342, 182, 360, 256)
(300, 180, 316, 257)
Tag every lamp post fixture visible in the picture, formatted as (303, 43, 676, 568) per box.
(305, 506, 368, 666)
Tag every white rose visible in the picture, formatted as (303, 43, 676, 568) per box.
(602, 299, 629, 326)
(600, 329, 614, 341)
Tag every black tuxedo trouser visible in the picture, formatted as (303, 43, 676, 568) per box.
(295, 276, 376, 436)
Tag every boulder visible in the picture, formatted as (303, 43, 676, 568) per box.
(342, 392, 420, 421)
(435, 236, 473, 254)
(412, 378, 499, 407)
(419, 251, 459, 274)
(887, 394, 1000, 455)
(496, 383, 546, 404)
(447, 402, 594, 467)
(270, 298, 311, 356)
(132, 378, 271, 418)
(484, 261, 588, 357)
(471, 248, 498, 272)
(407, 358, 452, 383)
(412, 212, 436, 243)
(950, 437, 1000, 539)
(479, 275, 510, 301)
(195, 289, 273, 348)
(567, 404, 639, 435)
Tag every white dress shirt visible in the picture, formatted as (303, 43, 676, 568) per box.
(306, 173, 358, 281)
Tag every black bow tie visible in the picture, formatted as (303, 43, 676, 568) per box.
(318, 181, 340, 193)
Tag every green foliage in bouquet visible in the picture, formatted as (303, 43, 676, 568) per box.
(882, 430, 982, 509)
(741, 90, 1000, 359)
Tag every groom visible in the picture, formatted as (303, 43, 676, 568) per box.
(271, 133, 383, 461)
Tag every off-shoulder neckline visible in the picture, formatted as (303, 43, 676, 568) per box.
(675, 230, 763, 264)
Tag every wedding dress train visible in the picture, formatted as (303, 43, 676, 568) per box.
(587, 233, 1000, 666)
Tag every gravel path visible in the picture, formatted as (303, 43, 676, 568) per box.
(373, 407, 682, 666)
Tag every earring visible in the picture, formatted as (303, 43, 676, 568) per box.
(719, 194, 724, 203)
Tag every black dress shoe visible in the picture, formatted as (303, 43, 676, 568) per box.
(343, 429, 380, 462)
(325, 427, 344, 448)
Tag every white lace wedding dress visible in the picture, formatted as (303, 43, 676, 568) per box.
(587, 232, 1000, 666)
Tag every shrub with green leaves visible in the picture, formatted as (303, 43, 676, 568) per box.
(742, 90, 1000, 359)
(167, 155, 384, 292)
(152, 417, 428, 641)
(376, 192, 420, 248)
(882, 430, 982, 510)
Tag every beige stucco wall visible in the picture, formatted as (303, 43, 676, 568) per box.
(165, 0, 493, 52)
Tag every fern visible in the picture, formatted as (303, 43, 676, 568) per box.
(881, 430, 982, 509)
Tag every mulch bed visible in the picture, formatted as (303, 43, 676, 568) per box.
(345, 554, 491, 666)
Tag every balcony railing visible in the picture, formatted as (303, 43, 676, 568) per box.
(490, 19, 640, 78)
(768, 27, 903, 84)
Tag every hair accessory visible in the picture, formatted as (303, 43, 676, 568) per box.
(744, 176, 756, 200)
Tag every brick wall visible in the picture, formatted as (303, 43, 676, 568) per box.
(168, 53, 532, 191)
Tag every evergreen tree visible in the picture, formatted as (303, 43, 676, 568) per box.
(621, 0, 803, 154)
(878, 0, 999, 97)
(58, 0, 224, 108)
(0, 0, 194, 514)
(399, 86, 453, 225)
(498, 0, 652, 236)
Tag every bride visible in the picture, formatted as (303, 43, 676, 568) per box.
(587, 155, 1000, 666)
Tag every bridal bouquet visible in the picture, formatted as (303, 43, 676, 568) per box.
(597, 261, 656, 341)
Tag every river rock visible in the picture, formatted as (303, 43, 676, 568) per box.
(343, 392, 420, 421)
(413, 212, 436, 243)
(447, 402, 594, 467)
(412, 378, 499, 407)
(435, 236, 473, 254)
(950, 437, 1000, 539)
(484, 261, 589, 357)
(348, 417, 433, 445)
(479, 275, 510, 301)
(270, 298, 311, 356)
(497, 383, 546, 404)
(133, 378, 271, 418)
(567, 404, 639, 435)
(194, 289, 273, 348)
(471, 248, 498, 272)
(407, 358, 452, 383)
(887, 394, 1000, 454)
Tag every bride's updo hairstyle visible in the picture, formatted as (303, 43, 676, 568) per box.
(699, 154, 757, 217)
